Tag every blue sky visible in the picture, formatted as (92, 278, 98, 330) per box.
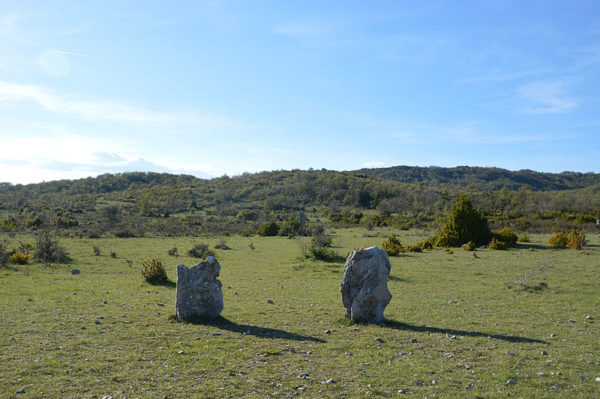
(1, 0, 599, 184)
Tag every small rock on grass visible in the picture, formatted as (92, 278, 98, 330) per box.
(506, 379, 517, 385)
(16, 388, 25, 394)
(595, 377, 600, 382)
(267, 299, 274, 304)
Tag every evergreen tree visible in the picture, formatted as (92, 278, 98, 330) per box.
(435, 195, 491, 247)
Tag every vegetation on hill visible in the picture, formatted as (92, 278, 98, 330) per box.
(355, 165, 600, 191)
(0, 167, 598, 237)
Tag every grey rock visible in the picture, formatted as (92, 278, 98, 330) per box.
(71, 268, 80, 275)
(506, 378, 517, 385)
(176, 257, 223, 320)
(16, 388, 25, 394)
(340, 247, 392, 323)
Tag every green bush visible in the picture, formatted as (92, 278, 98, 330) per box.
(549, 230, 569, 248)
(140, 257, 168, 284)
(492, 226, 518, 247)
(488, 237, 508, 250)
(257, 221, 279, 237)
(417, 240, 433, 250)
(93, 246, 101, 256)
(568, 229, 587, 250)
(0, 243, 9, 267)
(10, 251, 30, 265)
(463, 241, 476, 251)
(381, 234, 403, 256)
(214, 238, 230, 250)
(517, 232, 530, 243)
(33, 232, 68, 266)
(168, 246, 178, 256)
(405, 243, 422, 253)
(434, 195, 491, 247)
(187, 243, 214, 259)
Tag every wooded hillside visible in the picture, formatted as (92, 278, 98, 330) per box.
(0, 167, 599, 237)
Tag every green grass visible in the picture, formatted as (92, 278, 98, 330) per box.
(1, 229, 599, 397)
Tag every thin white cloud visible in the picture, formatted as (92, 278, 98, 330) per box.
(517, 81, 577, 114)
(0, 80, 234, 131)
(0, 132, 216, 183)
(362, 161, 385, 168)
(458, 68, 550, 84)
(53, 49, 97, 59)
(60, 20, 97, 36)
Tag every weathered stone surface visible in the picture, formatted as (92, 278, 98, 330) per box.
(340, 247, 392, 323)
(176, 256, 223, 320)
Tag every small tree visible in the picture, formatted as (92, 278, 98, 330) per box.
(0, 242, 9, 267)
(549, 230, 568, 248)
(257, 221, 279, 237)
(33, 231, 68, 266)
(381, 234, 403, 256)
(435, 195, 491, 247)
(568, 229, 587, 250)
(140, 257, 168, 284)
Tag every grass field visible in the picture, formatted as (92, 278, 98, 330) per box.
(1, 228, 599, 398)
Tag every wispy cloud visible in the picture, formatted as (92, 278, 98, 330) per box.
(60, 20, 97, 36)
(361, 161, 385, 168)
(0, 80, 235, 131)
(517, 81, 577, 114)
(0, 132, 216, 183)
(458, 68, 550, 84)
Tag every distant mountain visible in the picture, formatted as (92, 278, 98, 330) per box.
(353, 166, 600, 191)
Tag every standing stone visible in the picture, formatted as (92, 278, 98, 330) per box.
(176, 256, 223, 320)
(340, 247, 392, 323)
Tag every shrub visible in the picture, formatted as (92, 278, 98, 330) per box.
(381, 234, 403, 256)
(297, 230, 338, 261)
(488, 237, 508, 250)
(33, 232, 68, 266)
(568, 229, 587, 250)
(517, 232, 530, 243)
(492, 226, 518, 247)
(187, 243, 214, 259)
(0, 243, 9, 267)
(140, 257, 168, 284)
(110, 251, 117, 258)
(417, 240, 433, 250)
(257, 221, 279, 237)
(168, 246, 179, 256)
(249, 242, 255, 251)
(10, 251, 30, 265)
(548, 230, 568, 248)
(405, 243, 423, 253)
(214, 238, 230, 250)
(240, 229, 254, 237)
(435, 195, 491, 247)
(463, 241, 476, 251)
(93, 246, 101, 256)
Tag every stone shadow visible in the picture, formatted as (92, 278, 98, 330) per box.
(383, 319, 548, 344)
(186, 316, 326, 343)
